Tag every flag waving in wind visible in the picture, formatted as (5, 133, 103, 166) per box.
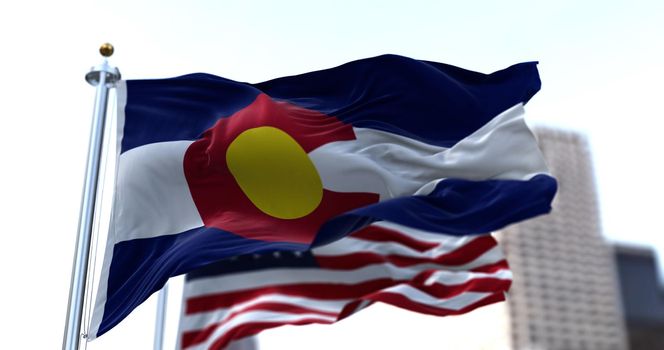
(178, 222, 512, 350)
(89, 54, 556, 339)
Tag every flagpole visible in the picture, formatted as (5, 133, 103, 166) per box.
(63, 43, 121, 350)
(153, 283, 169, 350)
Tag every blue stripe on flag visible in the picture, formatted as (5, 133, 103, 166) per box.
(257, 55, 540, 148)
(314, 174, 557, 246)
(98, 226, 307, 336)
(122, 76, 261, 154)
(122, 55, 540, 153)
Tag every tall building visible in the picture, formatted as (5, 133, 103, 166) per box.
(500, 128, 628, 350)
(614, 244, 664, 350)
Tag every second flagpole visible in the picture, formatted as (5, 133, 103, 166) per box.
(153, 283, 169, 350)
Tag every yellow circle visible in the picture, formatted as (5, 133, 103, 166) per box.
(226, 126, 323, 219)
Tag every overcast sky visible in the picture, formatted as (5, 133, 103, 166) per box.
(1, 1, 663, 349)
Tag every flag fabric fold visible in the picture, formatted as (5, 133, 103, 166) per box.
(89, 54, 556, 339)
(178, 222, 512, 350)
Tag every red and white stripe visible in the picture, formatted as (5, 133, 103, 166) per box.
(178, 222, 512, 350)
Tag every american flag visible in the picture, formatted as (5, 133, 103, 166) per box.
(177, 221, 512, 349)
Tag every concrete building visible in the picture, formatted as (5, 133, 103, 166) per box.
(499, 128, 628, 350)
(429, 128, 631, 350)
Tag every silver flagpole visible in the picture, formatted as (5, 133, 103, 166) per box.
(63, 43, 121, 350)
(153, 283, 169, 350)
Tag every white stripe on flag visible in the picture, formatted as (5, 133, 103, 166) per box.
(372, 221, 482, 243)
(370, 286, 493, 311)
(423, 268, 513, 286)
(184, 245, 504, 298)
(180, 294, 351, 332)
(309, 103, 549, 199)
(185, 311, 338, 350)
(114, 140, 203, 242)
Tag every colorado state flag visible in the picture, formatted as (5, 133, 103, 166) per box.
(89, 54, 556, 339)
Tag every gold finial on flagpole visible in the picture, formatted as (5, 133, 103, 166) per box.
(85, 44, 121, 86)
(99, 43, 114, 57)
